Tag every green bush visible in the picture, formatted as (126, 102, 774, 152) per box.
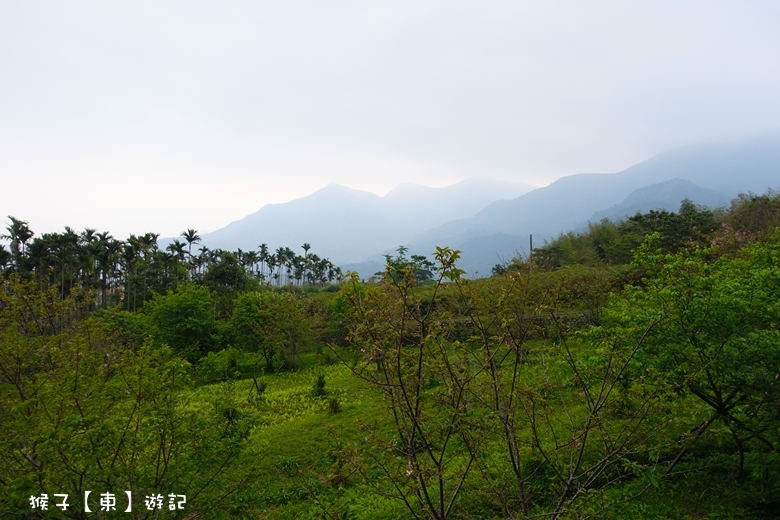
(311, 374, 326, 397)
(196, 347, 242, 384)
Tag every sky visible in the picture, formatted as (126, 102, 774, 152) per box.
(2, 1, 780, 238)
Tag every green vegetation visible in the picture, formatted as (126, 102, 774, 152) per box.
(2, 190, 780, 518)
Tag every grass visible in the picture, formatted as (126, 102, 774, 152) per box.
(181, 346, 778, 519)
(189, 360, 407, 518)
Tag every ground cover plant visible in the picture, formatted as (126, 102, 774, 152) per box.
(2, 191, 780, 518)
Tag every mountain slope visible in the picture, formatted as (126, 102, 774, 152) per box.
(589, 179, 731, 223)
(416, 136, 780, 247)
(181, 136, 780, 277)
(196, 178, 535, 263)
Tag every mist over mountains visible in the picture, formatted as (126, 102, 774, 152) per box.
(192, 136, 780, 278)
(196, 177, 535, 264)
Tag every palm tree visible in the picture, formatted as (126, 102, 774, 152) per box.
(140, 233, 159, 252)
(197, 246, 210, 277)
(60, 227, 80, 297)
(25, 235, 53, 286)
(243, 250, 259, 278)
(92, 231, 118, 308)
(301, 243, 311, 284)
(121, 241, 138, 310)
(138, 233, 159, 303)
(3, 216, 34, 269)
(258, 243, 269, 281)
(81, 228, 97, 244)
(181, 229, 201, 257)
(275, 247, 286, 286)
(0, 244, 11, 272)
(167, 240, 187, 265)
(293, 256, 305, 286)
(180, 229, 201, 279)
(267, 254, 278, 287)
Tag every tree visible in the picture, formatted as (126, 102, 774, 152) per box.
(144, 283, 218, 361)
(714, 189, 780, 254)
(341, 247, 670, 518)
(0, 276, 252, 516)
(530, 200, 721, 270)
(232, 291, 312, 371)
(2, 216, 34, 270)
(340, 247, 480, 519)
(603, 232, 780, 477)
(302, 243, 311, 284)
(202, 251, 250, 301)
(0, 244, 11, 272)
(243, 250, 259, 279)
(377, 246, 436, 283)
(258, 243, 269, 281)
(181, 228, 201, 257)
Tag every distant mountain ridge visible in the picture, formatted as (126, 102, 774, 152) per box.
(195, 177, 535, 263)
(589, 179, 731, 224)
(413, 136, 780, 248)
(190, 135, 780, 278)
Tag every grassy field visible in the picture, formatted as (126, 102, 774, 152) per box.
(183, 349, 778, 520)
(190, 358, 413, 519)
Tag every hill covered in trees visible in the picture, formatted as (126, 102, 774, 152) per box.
(2, 188, 780, 518)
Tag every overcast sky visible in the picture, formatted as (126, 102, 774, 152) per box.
(2, 1, 779, 238)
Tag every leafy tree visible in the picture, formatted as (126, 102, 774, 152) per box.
(231, 291, 312, 371)
(144, 283, 219, 361)
(204, 252, 250, 296)
(0, 277, 251, 517)
(601, 232, 780, 477)
(376, 246, 437, 283)
(341, 247, 481, 519)
(341, 246, 673, 518)
(714, 189, 780, 254)
(449, 262, 669, 516)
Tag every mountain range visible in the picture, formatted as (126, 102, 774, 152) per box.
(194, 177, 535, 265)
(187, 135, 780, 278)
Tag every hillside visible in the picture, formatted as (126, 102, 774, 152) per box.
(184, 136, 780, 278)
(404, 136, 780, 274)
(193, 177, 535, 264)
(589, 178, 731, 224)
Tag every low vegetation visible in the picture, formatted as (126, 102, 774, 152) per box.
(2, 190, 780, 518)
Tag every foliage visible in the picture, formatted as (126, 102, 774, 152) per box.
(376, 246, 438, 283)
(714, 189, 780, 254)
(341, 246, 478, 519)
(0, 218, 341, 319)
(528, 199, 722, 270)
(202, 251, 252, 297)
(3, 192, 780, 518)
(0, 277, 254, 518)
(340, 246, 671, 518)
(311, 374, 327, 397)
(601, 232, 780, 478)
(196, 346, 243, 384)
(231, 290, 313, 371)
(143, 283, 219, 362)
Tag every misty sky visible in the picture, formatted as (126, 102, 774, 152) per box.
(2, 1, 780, 238)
